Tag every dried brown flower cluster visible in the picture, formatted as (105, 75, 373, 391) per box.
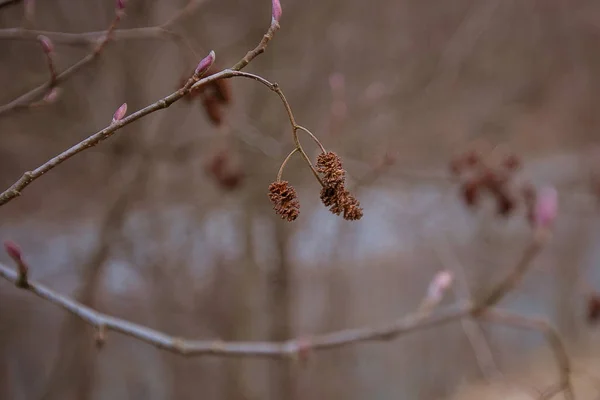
(317, 152, 363, 221)
(181, 64, 232, 126)
(587, 292, 600, 324)
(268, 181, 300, 221)
(450, 148, 534, 221)
(204, 149, 244, 191)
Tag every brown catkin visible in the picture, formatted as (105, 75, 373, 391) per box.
(268, 181, 300, 222)
(317, 152, 345, 188)
(316, 152, 363, 221)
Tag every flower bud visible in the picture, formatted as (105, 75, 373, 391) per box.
(112, 103, 127, 123)
(4, 240, 22, 262)
(533, 186, 558, 230)
(43, 87, 61, 104)
(426, 270, 454, 302)
(272, 0, 282, 24)
(37, 35, 53, 54)
(194, 50, 216, 78)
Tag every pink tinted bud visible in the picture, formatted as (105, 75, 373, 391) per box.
(116, 0, 125, 10)
(427, 270, 454, 301)
(43, 87, 61, 104)
(37, 35, 53, 54)
(329, 73, 345, 92)
(194, 50, 215, 77)
(4, 240, 22, 262)
(272, 0, 282, 23)
(24, 0, 35, 20)
(112, 103, 127, 123)
(534, 186, 558, 229)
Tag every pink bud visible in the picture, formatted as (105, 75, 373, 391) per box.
(112, 103, 127, 123)
(194, 50, 215, 77)
(272, 0, 282, 23)
(24, 0, 35, 20)
(43, 87, 61, 104)
(427, 270, 454, 302)
(116, 0, 125, 10)
(4, 240, 22, 262)
(533, 186, 558, 230)
(329, 73, 345, 92)
(37, 35, 53, 54)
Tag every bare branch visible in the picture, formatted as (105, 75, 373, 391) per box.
(0, 0, 21, 11)
(0, 0, 202, 117)
(0, 12, 123, 116)
(473, 234, 548, 314)
(0, 26, 177, 45)
(0, 260, 472, 358)
(483, 309, 574, 400)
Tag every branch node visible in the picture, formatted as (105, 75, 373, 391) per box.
(172, 338, 188, 355)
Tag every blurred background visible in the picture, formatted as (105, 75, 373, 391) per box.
(1, 0, 600, 399)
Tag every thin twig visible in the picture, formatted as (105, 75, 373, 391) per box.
(223, 70, 325, 185)
(0, 13, 123, 116)
(473, 234, 548, 314)
(0, 1, 202, 117)
(0, 26, 177, 44)
(431, 235, 503, 382)
(483, 309, 574, 400)
(276, 148, 299, 182)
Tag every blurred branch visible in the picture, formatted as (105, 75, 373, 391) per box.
(431, 235, 503, 382)
(0, 26, 178, 44)
(0, 1, 206, 44)
(482, 309, 574, 400)
(0, 0, 20, 11)
(0, 0, 203, 117)
(0, 11, 124, 116)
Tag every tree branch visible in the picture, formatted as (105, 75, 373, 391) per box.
(0, 260, 472, 358)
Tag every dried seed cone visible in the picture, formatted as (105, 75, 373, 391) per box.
(268, 181, 300, 222)
(317, 152, 363, 221)
(317, 152, 345, 188)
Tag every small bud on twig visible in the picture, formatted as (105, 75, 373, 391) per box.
(272, 0, 282, 24)
(533, 186, 558, 232)
(4, 240, 29, 288)
(194, 51, 216, 78)
(426, 270, 454, 303)
(115, 0, 126, 17)
(4, 240, 22, 263)
(43, 87, 61, 104)
(37, 35, 53, 54)
(418, 270, 454, 316)
(112, 103, 127, 123)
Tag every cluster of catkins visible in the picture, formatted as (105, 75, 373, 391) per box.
(181, 64, 232, 126)
(268, 152, 363, 222)
(450, 148, 538, 225)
